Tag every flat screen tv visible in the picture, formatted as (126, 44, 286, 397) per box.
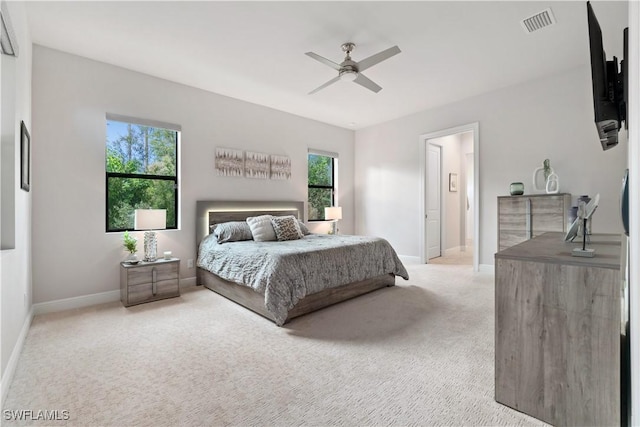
(587, 1, 627, 150)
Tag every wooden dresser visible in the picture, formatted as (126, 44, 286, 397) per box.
(497, 193, 571, 251)
(495, 232, 624, 426)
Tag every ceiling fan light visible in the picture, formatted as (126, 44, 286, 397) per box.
(340, 71, 357, 82)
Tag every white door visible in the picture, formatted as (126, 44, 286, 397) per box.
(427, 144, 441, 260)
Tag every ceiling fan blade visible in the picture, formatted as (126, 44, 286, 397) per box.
(305, 52, 341, 71)
(357, 45, 401, 72)
(353, 73, 382, 93)
(309, 75, 341, 95)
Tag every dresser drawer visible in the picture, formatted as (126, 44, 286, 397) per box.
(127, 279, 179, 305)
(126, 262, 178, 286)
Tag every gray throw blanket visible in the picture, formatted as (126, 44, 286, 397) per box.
(197, 234, 409, 325)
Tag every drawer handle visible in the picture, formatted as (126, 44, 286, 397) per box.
(152, 267, 157, 296)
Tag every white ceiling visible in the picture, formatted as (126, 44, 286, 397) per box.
(25, 1, 629, 130)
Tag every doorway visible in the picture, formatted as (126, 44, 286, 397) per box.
(419, 123, 479, 271)
(426, 143, 441, 259)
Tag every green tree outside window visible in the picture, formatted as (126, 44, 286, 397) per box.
(308, 153, 335, 220)
(106, 120, 179, 232)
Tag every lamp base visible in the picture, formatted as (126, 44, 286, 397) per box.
(143, 231, 158, 262)
(572, 248, 595, 258)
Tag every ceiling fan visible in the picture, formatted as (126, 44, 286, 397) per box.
(305, 42, 401, 95)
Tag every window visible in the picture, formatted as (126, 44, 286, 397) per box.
(307, 150, 338, 221)
(105, 114, 179, 232)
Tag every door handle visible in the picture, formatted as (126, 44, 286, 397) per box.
(152, 267, 157, 295)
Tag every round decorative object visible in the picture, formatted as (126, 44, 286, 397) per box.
(545, 172, 560, 194)
(533, 166, 554, 193)
(510, 182, 524, 196)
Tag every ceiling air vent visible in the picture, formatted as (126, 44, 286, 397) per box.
(521, 8, 556, 34)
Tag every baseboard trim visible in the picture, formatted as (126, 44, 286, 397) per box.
(1, 307, 34, 408)
(32, 277, 199, 316)
(479, 264, 494, 273)
(33, 290, 121, 316)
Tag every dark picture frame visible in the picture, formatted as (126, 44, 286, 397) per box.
(20, 120, 30, 192)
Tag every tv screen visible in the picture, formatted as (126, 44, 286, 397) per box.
(587, 1, 627, 150)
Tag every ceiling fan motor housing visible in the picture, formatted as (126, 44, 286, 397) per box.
(339, 59, 358, 81)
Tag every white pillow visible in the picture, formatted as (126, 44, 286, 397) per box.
(246, 215, 277, 242)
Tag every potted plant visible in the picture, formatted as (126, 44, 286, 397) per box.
(123, 231, 139, 264)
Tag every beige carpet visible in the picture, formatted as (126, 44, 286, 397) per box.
(3, 264, 545, 426)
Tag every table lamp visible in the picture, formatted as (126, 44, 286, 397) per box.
(324, 206, 342, 234)
(134, 209, 166, 262)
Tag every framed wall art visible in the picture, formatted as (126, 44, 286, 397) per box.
(270, 155, 291, 180)
(245, 151, 270, 179)
(20, 121, 30, 192)
(215, 147, 244, 177)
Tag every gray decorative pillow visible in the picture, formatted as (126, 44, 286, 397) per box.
(246, 215, 277, 242)
(213, 221, 253, 243)
(297, 220, 311, 236)
(271, 215, 304, 241)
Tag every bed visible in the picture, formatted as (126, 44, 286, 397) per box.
(195, 200, 409, 325)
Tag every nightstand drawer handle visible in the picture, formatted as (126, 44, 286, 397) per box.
(152, 268, 157, 296)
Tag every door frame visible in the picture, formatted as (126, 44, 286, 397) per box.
(419, 122, 480, 271)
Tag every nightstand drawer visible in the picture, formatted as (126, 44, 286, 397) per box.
(127, 279, 179, 305)
(127, 262, 178, 286)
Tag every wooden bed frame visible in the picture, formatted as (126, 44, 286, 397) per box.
(195, 200, 395, 325)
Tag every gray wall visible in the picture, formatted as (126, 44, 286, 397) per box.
(31, 46, 354, 304)
(354, 64, 627, 265)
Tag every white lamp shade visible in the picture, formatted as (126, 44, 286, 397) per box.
(134, 209, 167, 230)
(324, 206, 343, 221)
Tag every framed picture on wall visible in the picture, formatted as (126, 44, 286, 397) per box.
(245, 151, 270, 179)
(215, 147, 244, 177)
(449, 173, 457, 192)
(20, 121, 30, 192)
(270, 154, 291, 180)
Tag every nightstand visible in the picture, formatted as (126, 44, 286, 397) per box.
(120, 258, 180, 307)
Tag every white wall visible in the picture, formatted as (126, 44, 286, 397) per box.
(31, 46, 354, 304)
(1, 0, 32, 398)
(354, 64, 627, 265)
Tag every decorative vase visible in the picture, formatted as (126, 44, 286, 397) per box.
(510, 182, 524, 196)
(533, 166, 554, 193)
(545, 172, 560, 194)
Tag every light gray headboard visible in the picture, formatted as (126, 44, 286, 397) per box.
(195, 200, 305, 248)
